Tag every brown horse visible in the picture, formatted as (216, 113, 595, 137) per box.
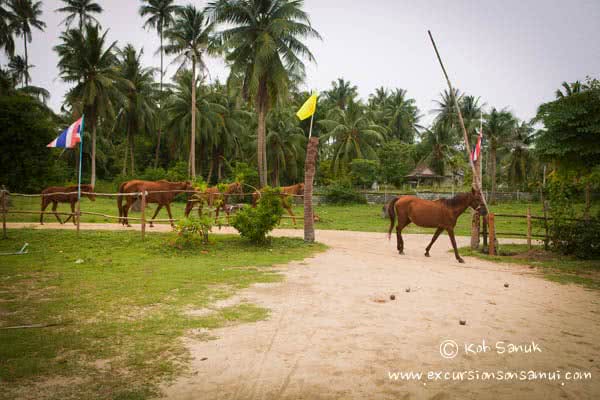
(40, 184, 96, 225)
(252, 183, 304, 225)
(118, 180, 193, 227)
(184, 182, 243, 223)
(387, 188, 484, 263)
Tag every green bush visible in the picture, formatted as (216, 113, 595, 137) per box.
(350, 159, 380, 188)
(140, 167, 167, 181)
(171, 216, 213, 249)
(323, 181, 366, 204)
(165, 162, 189, 182)
(231, 187, 283, 243)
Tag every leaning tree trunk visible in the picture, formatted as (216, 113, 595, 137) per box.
(470, 155, 482, 249)
(190, 57, 197, 180)
(303, 137, 319, 242)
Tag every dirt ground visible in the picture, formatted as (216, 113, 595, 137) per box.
(8, 224, 600, 399)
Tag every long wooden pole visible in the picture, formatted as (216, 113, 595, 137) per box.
(427, 30, 489, 213)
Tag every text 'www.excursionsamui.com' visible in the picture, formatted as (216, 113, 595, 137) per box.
(388, 370, 592, 383)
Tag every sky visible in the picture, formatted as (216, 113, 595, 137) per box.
(2, 0, 599, 125)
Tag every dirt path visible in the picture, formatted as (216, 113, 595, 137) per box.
(8, 224, 600, 399)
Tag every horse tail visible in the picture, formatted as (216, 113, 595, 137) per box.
(387, 196, 400, 240)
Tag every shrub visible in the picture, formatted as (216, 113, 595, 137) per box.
(323, 181, 366, 204)
(165, 162, 189, 182)
(231, 187, 283, 243)
(171, 216, 213, 249)
(140, 167, 167, 181)
(350, 159, 380, 188)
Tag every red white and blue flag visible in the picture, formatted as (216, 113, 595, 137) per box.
(47, 117, 83, 148)
(471, 128, 483, 162)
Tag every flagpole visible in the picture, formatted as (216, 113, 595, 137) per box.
(308, 113, 314, 138)
(77, 115, 85, 234)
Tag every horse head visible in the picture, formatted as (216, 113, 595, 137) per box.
(297, 183, 305, 196)
(83, 184, 96, 201)
(470, 188, 486, 215)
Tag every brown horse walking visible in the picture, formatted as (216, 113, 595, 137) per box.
(387, 188, 484, 263)
(40, 184, 96, 225)
(118, 180, 193, 227)
(184, 182, 243, 223)
(252, 183, 304, 225)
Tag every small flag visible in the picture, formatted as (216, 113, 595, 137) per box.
(296, 93, 318, 121)
(47, 117, 83, 148)
(471, 129, 483, 162)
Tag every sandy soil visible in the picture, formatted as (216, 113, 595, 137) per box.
(8, 223, 600, 399)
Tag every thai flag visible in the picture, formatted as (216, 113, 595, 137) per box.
(47, 117, 83, 148)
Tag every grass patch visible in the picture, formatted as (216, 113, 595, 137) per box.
(460, 244, 600, 290)
(0, 229, 325, 400)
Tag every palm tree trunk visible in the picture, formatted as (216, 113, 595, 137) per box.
(122, 138, 128, 175)
(154, 29, 164, 168)
(190, 57, 197, 180)
(129, 128, 135, 175)
(207, 149, 215, 185)
(23, 36, 28, 86)
(91, 123, 97, 186)
(217, 155, 223, 181)
(256, 78, 269, 187)
(584, 181, 591, 220)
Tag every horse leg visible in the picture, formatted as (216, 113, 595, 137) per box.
(165, 204, 175, 228)
(425, 227, 444, 257)
(40, 199, 49, 225)
(285, 204, 296, 225)
(447, 228, 464, 263)
(395, 212, 410, 255)
(149, 205, 163, 228)
(63, 202, 75, 225)
(124, 199, 132, 227)
(52, 202, 63, 224)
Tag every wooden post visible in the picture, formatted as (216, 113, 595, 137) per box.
(1, 189, 7, 239)
(527, 206, 532, 249)
(488, 213, 496, 256)
(470, 209, 480, 249)
(141, 190, 146, 240)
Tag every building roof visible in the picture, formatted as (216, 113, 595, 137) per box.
(405, 164, 442, 179)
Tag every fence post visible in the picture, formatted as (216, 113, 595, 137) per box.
(527, 207, 532, 249)
(488, 213, 496, 256)
(1, 189, 7, 239)
(141, 190, 146, 241)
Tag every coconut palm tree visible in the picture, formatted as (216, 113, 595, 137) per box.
(418, 124, 457, 177)
(55, 24, 123, 186)
(163, 5, 215, 180)
(0, 1, 15, 56)
(504, 120, 537, 190)
(382, 88, 421, 143)
(368, 87, 389, 109)
(324, 78, 358, 110)
(115, 44, 158, 175)
(139, 0, 179, 167)
(555, 81, 582, 99)
(7, 54, 28, 86)
(318, 102, 385, 174)
(55, 0, 103, 31)
(484, 108, 516, 203)
(206, 0, 321, 187)
(266, 107, 307, 186)
(7, 0, 45, 86)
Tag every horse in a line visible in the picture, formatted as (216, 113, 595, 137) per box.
(252, 183, 304, 225)
(118, 180, 193, 227)
(386, 188, 484, 263)
(40, 184, 96, 225)
(184, 182, 244, 223)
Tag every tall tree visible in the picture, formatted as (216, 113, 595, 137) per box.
(7, 0, 45, 86)
(266, 107, 306, 186)
(55, 0, 103, 31)
(164, 5, 215, 180)
(207, 0, 321, 187)
(324, 78, 358, 110)
(7, 54, 28, 86)
(382, 88, 420, 143)
(484, 108, 516, 203)
(0, 0, 15, 56)
(55, 24, 122, 186)
(504, 120, 537, 190)
(115, 44, 158, 175)
(139, 0, 178, 167)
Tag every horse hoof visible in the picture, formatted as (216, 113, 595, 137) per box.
(457, 258, 465, 264)
(398, 251, 404, 255)
(424, 252, 430, 257)
(127, 224, 132, 228)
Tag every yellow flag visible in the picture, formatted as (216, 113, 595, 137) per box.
(296, 93, 318, 120)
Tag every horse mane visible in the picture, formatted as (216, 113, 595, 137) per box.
(439, 192, 472, 208)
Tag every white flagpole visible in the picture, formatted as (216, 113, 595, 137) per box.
(78, 115, 85, 200)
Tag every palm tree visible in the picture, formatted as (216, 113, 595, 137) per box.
(266, 108, 306, 186)
(484, 108, 516, 203)
(115, 44, 158, 175)
(504, 120, 536, 190)
(7, 54, 29, 86)
(206, 0, 321, 187)
(164, 5, 215, 180)
(555, 81, 582, 99)
(324, 78, 358, 110)
(382, 89, 420, 143)
(165, 70, 226, 176)
(55, 24, 122, 186)
(368, 86, 389, 108)
(0, 1, 15, 56)
(56, 0, 102, 31)
(418, 124, 457, 176)
(7, 0, 45, 86)
(318, 102, 385, 174)
(139, 0, 178, 167)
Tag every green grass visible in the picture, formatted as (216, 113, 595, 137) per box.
(0, 229, 325, 400)
(6, 195, 597, 239)
(460, 244, 600, 290)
